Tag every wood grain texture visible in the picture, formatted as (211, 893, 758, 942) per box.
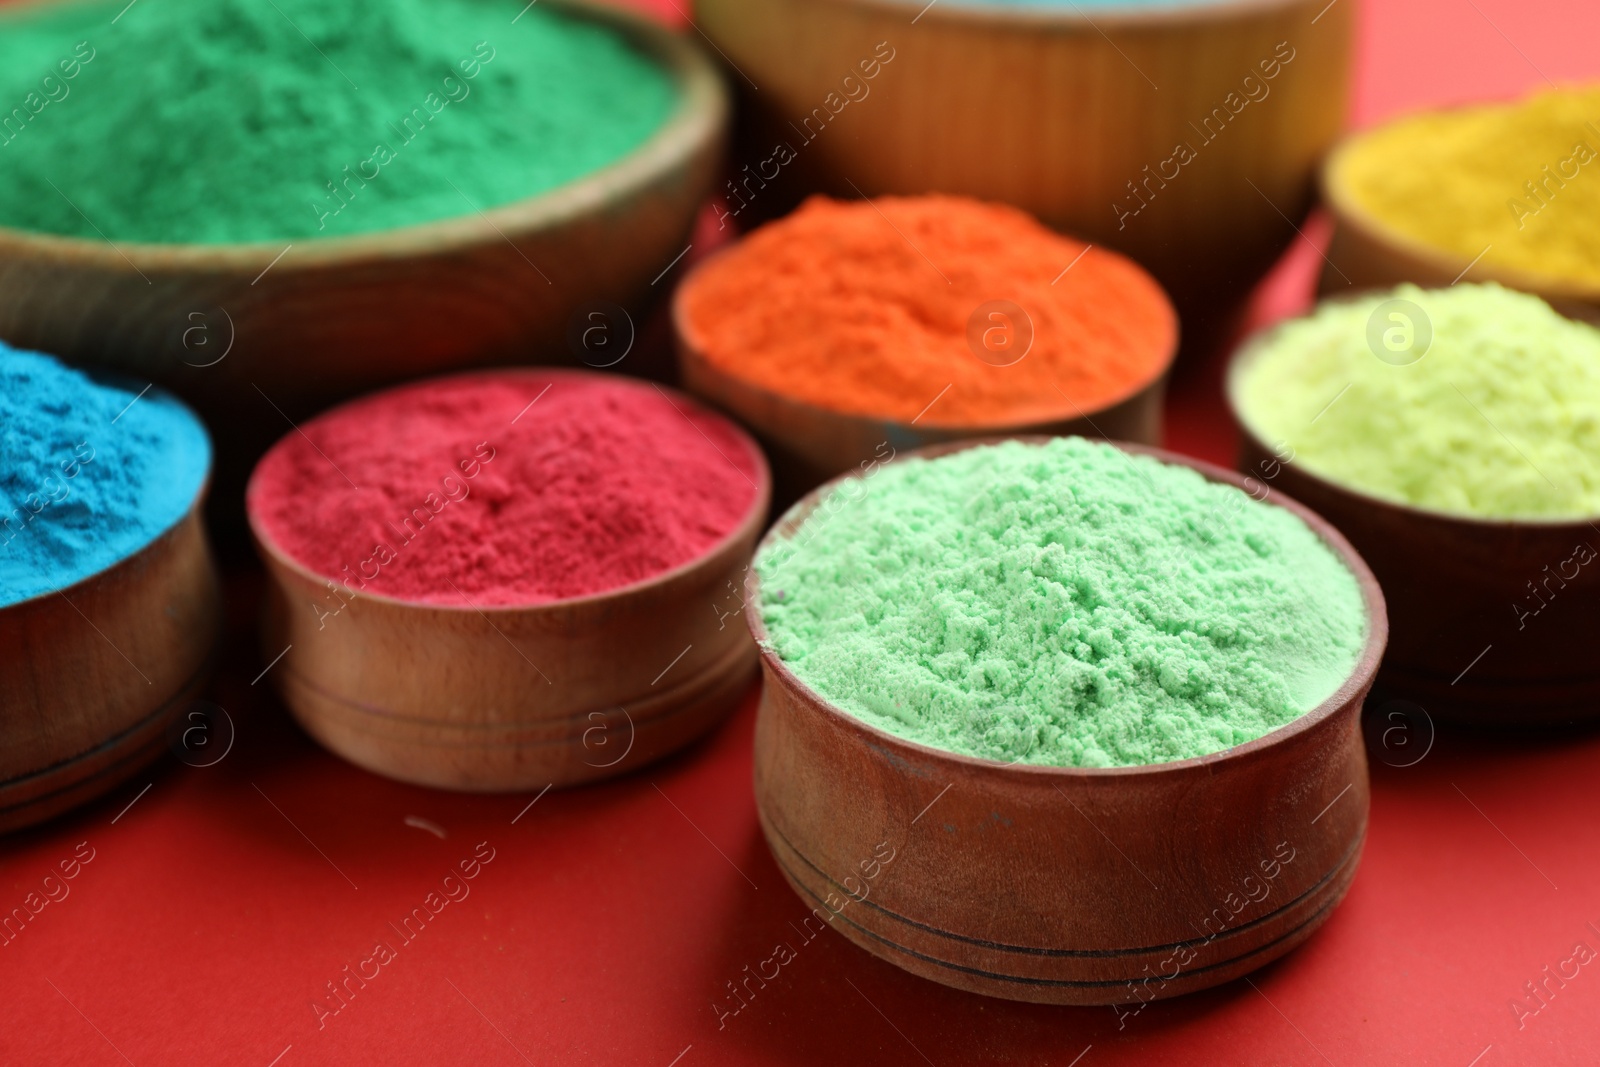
(673, 258, 1171, 503)
(1319, 141, 1600, 324)
(0, 503, 221, 833)
(1228, 344, 1600, 725)
(696, 0, 1353, 349)
(746, 438, 1387, 1004)
(250, 412, 773, 791)
(0, 0, 729, 424)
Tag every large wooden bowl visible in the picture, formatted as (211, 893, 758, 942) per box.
(0, 486, 220, 833)
(695, 0, 1353, 350)
(1227, 337, 1600, 725)
(1321, 124, 1600, 324)
(0, 0, 728, 423)
(747, 438, 1387, 1004)
(673, 251, 1174, 501)
(248, 397, 772, 792)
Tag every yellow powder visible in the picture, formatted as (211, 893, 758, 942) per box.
(1334, 86, 1600, 289)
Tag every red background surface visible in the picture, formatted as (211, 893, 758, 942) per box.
(4, 1, 1600, 1064)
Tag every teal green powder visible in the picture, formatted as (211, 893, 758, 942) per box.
(757, 438, 1368, 768)
(0, 0, 675, 243)
(1, 342, 210, 606)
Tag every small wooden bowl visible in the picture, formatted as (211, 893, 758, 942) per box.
(0, 489, 220, 833)
(248, 410, 772, 792)
(1321, 128, 1600, 325)
(695, 0, 1353, 348)
(0, 0, 728, 420)
(672, 257, 1173, 500)
(1227, 338, 1600, 725)
(747, 438, 1387, 1005)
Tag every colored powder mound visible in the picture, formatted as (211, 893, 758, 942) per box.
(1236, 283, 1600, 520)
(1335, 86, 1600, 288)
(249, 372, 762, 606)
(680, 196, 1176, 427)
(0, 0, 674, 243)
(756, 438, 1367, 768)
(0, 343, 211, 607)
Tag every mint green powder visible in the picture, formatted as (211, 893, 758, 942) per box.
(757, 438, 1367, 768)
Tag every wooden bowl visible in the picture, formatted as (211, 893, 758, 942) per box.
(0, 0, 728, 422)
(694, 0, 1353, 350)
(1320, 126, 1600, 325)
(1227, 337, 1600, 726)
(248, 408, 772, 792)
(673, 256, 1173, 501)
(0, 488, 220, 834)
(747, 438, 1387, 1005)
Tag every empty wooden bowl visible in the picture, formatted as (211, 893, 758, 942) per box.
(694, 0, 1353, 350)
(1321, 126, 1600, 325)
(673, 255, 1174, 501)
(747, 439, 1387, 1005)
(1227, 338, 1600, 725)
(249, 411, 772, 792)
(0, 0, 728, 424)
(0, 484, 220, 834)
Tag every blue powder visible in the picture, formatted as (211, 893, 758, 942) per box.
(0, 344, 211, 606)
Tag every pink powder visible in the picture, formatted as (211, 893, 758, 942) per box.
(247, 370, 765, 606)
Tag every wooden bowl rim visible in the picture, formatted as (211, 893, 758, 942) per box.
(1225, 318, 1600, 531)
(804, 0, 1334, 31)
(0, 382, 212, 613)
(2, 489, 213, 613)
(743, 435, 1388, 780)
(671, 237, 1179, 433)
(246, 368, 773, 615)
(1321, 116, 1600, 305)
(0, 0, 727, 270)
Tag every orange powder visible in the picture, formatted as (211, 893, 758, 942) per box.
(677, 195, 1177, 426)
